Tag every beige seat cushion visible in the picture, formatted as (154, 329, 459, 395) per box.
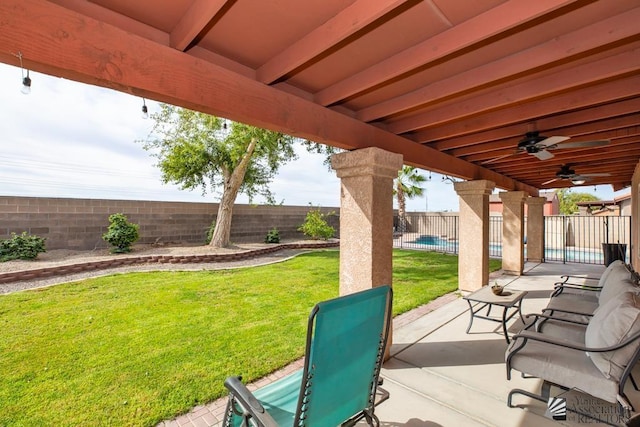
(507, 339, 618, 403)
(585, 291, 640, 381)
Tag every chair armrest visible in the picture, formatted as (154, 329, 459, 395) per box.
(552, 282, 601, 297)
(541, 307, 593, 321)
(224, 376, 279, 427)
(512, 329, 640, 353)
(559, 274, 600, 283)
(523, 312, 589, 328)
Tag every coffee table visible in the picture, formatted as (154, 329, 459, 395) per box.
(462, 286, 527, 344)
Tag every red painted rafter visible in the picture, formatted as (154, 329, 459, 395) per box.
(448, 117, 640, 157)
(314, 0, 580, 106)
(357, 7, 640, 122)
(388, 47, 640, 134)
(257, 0, 411, 84)
(411, 74, 640, 143)
(170, 0, 229, 51)
(0, 0, 538, 195)
(428, 98, 640, 151)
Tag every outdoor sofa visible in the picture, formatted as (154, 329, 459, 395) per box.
(505, 260, 640, 421)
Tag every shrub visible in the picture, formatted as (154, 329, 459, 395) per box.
(205, 220, 216, 244)
(264, 227, 280, 244)
(0, 232, 47, 262)
(102, 213, 139, 254)
(298, 207, 335, 240)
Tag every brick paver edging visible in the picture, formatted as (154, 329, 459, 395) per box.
(0, 242, 339, 285)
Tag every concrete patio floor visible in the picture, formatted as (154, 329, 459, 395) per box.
(370, 261, 640, 427)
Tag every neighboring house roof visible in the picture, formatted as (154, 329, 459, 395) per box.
(576, 191, 632, 207)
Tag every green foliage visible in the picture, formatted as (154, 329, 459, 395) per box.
(205, 220, 216, 244)
(556, 188, 600, 215)
(139, 104, 300, 203)
(394, 166, 427, 200)
(102, 213, 140, 253)
(298, 207, 335, 240)
(0, 232, 46, 261)
(395, 166, 427, 231)
(264, 227, 280, 243)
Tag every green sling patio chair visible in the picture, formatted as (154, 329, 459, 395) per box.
(222, 285, 393, 427)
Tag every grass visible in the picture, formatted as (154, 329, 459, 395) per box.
(0, 249, 500, 426)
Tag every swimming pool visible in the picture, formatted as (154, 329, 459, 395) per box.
(401, 234, 626, 264)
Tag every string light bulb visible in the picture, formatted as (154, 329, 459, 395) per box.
(141, 98, 149, 119)
(14, 52, 31, 95)
(21, 70, 31, 95)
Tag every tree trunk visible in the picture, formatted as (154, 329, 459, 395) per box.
(209, 138, 257, 247)
(397, 182, 407, 232)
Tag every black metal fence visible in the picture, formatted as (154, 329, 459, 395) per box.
(544, 215, 631, 264)
(394, 213, 631, 265)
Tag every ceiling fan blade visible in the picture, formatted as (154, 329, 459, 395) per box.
(541, 177, 559, 186)
(480, 152, 515, 165)
(581, 172, 611, 177)
(538, 136, 570, 148)
(554, 139, 610, 149)
(531, 149, 554, 160)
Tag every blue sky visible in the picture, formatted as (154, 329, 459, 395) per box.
(0, 62, 625, 212)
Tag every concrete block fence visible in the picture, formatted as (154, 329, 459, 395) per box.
(0, 196, 340, 250)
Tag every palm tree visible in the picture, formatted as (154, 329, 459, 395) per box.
(394, 166, 427, 232)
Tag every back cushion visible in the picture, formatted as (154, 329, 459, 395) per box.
(585, 292, 640, 381)
(598, 260, 625, 288)
(598, 262, 635, 306)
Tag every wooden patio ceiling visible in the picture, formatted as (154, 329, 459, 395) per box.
(1, 0, 638, 194)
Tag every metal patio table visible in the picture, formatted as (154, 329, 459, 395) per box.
(462, 286, 527, 344)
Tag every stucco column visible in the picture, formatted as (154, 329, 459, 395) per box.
(499, 191, 528, 275)
(331, 147, 403, 295)
(453, 180, 495, 292)
(526, 197, 546, 263)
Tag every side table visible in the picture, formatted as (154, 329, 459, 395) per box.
(462, 286, 527, 344)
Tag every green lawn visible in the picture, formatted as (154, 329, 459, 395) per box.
(0, 249, 500, 426)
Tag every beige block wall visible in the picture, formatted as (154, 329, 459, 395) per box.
(0, 197, 339, 250)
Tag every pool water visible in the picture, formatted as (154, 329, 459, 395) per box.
(406, 234, 626, 264)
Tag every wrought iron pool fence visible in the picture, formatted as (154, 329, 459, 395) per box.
(394, 213, 631, 265)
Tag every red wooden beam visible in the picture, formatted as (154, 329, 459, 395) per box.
(170, 0, 229, 51)
(314, 0, 580, 106)
(0, 0, 538, 195)
(412, 74, 640, 143)
(388, 46, 640, 134)
(357, 7, 640, 122)
(428, 98, 640, 151)
(257, 0, 411, 84)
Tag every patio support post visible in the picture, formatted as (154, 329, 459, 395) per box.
(499, 191, 528, 275)
(331, 147, 403, 295)
(453, 180, 495, 292)
(526, 197, 546, 263)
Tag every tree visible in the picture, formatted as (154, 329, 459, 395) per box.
(394, 166, 426, 231)
(556, 188, 600, 215)
(140, 104, 299, 248)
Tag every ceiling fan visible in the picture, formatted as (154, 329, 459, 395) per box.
(483, 131, 610, 164)
(542, 164, 611, 186)
(516, 131, 609, 160)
